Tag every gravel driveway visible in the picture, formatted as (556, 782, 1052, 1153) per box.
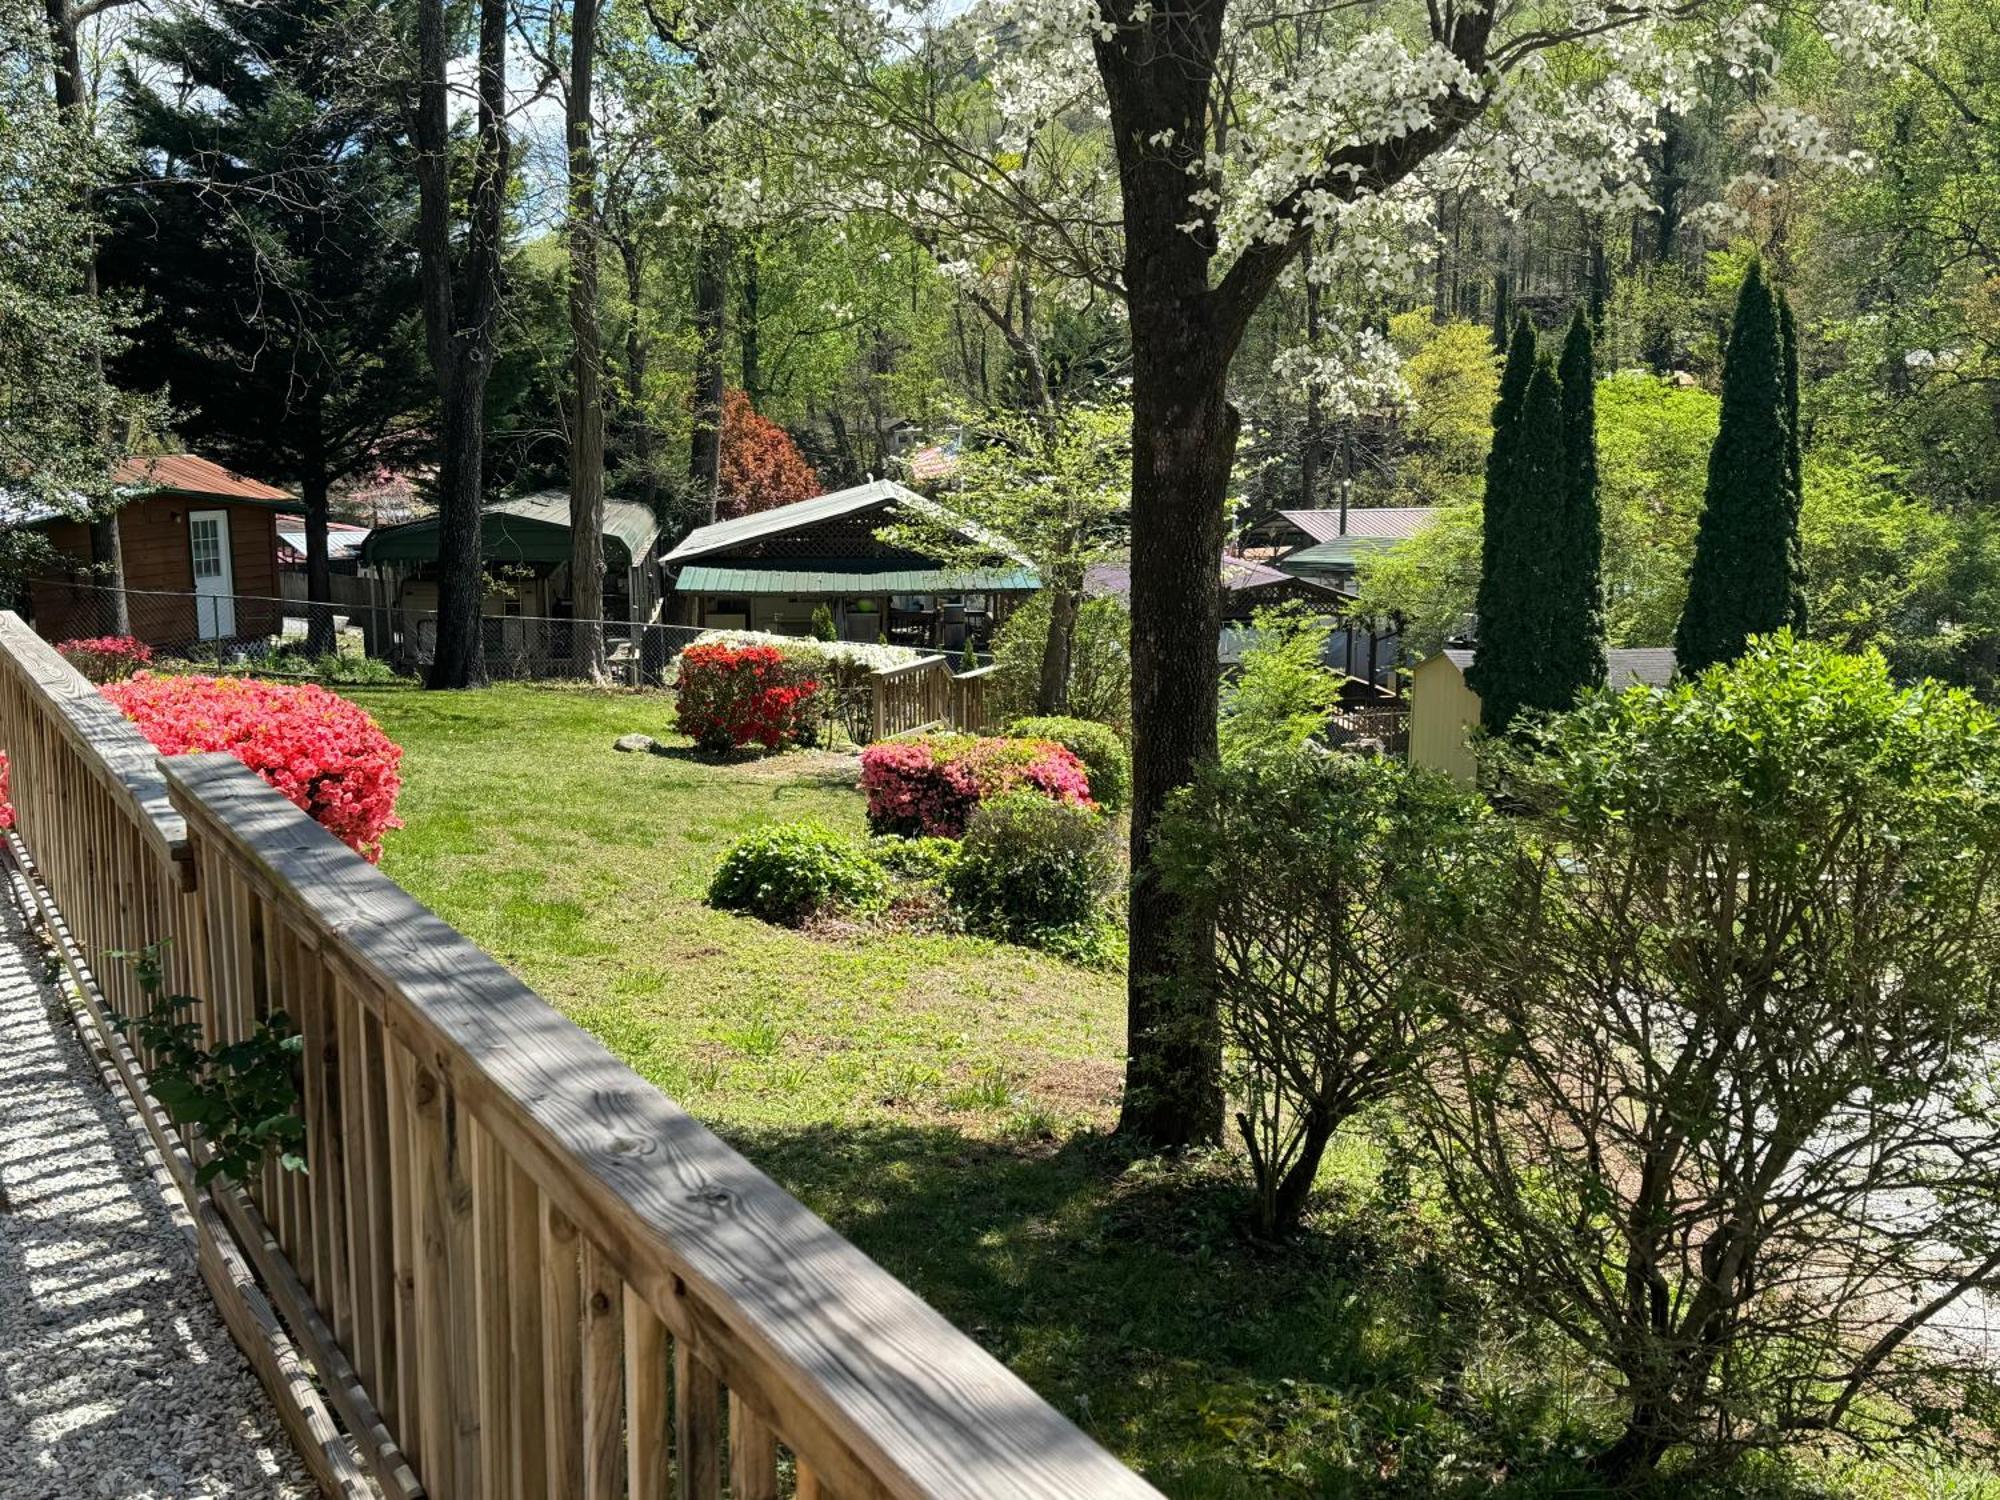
(0, 897, 312, 1499)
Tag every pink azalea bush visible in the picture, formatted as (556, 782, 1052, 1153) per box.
(102, 674, 403, 861)
(0, 751, 13, 831)
(674, 642, 823, 752)
(57, 635, 155, 683)
(859, 733, 1095, 837)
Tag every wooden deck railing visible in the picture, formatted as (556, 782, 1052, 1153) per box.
(868, 658, 999, 741)
(0, 612, 1161, 1500)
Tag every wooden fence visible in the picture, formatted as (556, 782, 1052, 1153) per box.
(869, 659, 999, 741)
(1326, 700, 1409, 756)
(0, 611, 1161, 1500)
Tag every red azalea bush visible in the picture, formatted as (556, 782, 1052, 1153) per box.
(674, 642, 823, 752)
(859, 733, 1095, 837)
(57, 635, 155, 683)
(0, 750, 13, 831)
(102, 674, 403, 861)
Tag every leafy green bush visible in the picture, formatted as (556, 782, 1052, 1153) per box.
(988, 593, 1132, 733)
(707, 822, 888, 925)
(1156, 752, 1496, 1235)
(809, 603, 837, 641)
(1007, 715, 1131, 809)
(1219, 603, 1340, 764)
(868, 833, 960, 880)
(945, 790, 1118, 950)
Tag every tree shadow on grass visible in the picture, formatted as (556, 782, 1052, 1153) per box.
(722, 1119, 1474, 1499)
(723, 1121, 1878, 1500)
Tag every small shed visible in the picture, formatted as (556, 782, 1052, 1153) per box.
(1409, 647, 1678, 783)
(25, 454, 303, 648)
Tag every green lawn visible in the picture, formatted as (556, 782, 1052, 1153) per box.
(348, 685, 1988, 1500)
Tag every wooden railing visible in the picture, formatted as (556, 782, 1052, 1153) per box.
(0, 612, 1161, 1500)
(1326, 700, 1409, 755)
(868, 658, 999, 741)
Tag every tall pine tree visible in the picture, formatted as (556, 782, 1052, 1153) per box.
(1550, 309, 1606, 697)
(1469, 350, 1569, 732)
(104, 0, 425, 653)
(1675, 262, 1798, 674)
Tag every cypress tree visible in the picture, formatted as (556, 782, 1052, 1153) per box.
(1470, 352, 1569, 733)
(1473, 314, 1536, 645)
(1778, 293, 1808, 631)
(1551, 309, 1607, 698)
(1675, 262, 1797, 675)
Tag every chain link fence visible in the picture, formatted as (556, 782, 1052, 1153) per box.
(23, 579, 711, 687)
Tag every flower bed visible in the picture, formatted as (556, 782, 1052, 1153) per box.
(56, 635, 155, 683)
(102, 674, 403, 861)
(859, 733, 1094, 838)
(674, 642, 823, 752)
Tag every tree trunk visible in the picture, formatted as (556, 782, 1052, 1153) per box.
(1118, 310, 1231, 1149)
(739, 242, 763, 410)
(1301, 234, 1323, 510)
(616, 231, 656, 504)
(567, 0, 609, 683)
(46, 0, 131, 634)
(1035, 582, 1077, 714)
(690, 221, 728, 522)
(415, 0, 506, 689)
(301, 398, 335, 657)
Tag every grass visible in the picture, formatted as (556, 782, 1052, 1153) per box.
(349, 684, 1998, 1500)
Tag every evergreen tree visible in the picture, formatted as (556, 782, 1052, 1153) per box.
(1778, 293, 1808, 631)
(1473, 313, 1535, 641)
(1469, 352, 1568, 732)
(1550, 309, 1607, 695)
(1675, 262, 1798, 674)
(102, 0, 425, 652)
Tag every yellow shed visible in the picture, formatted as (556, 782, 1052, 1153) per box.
(1408, 650, 1484, 783)
(1408, 647, 1679, 783)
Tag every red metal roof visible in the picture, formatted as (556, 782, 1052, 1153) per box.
(114, 454, 297, 504)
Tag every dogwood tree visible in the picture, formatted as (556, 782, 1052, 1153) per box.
(778, 0, 1922, 1146)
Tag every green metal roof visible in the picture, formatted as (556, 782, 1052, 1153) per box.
(1282, 535, 1403, 573)
(361, 490, 659, 567)
(677, 560, 1040, 595)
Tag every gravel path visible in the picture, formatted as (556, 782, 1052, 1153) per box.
(0, 896, 313, 1499)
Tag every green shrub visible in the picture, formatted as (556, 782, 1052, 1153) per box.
(809, 603, 837, 642)
(1007, 715, 1130, 809)
(868, 833, 961, 880)
(988, 593, 1132, 733)
(945, 791, 1118, 949)
(707, 822, 888, 925)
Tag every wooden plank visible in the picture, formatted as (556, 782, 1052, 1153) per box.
(580, 1241, 625, 1500)
(541, 1203, 585, 1500)
(162, 752, 1166, 1500)
(408, 1055, 456, 1499)
(474, 1121, 516, 1500)
(509, 1160, 550, 1500)
(383, 1036, 426, 1471)
(626, 1289, 669, 1500)
(674, 1342, 721, 1500)
(727, 1394, 778, 1500)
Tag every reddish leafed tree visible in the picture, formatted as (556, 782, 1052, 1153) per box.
(718, 390, 819, 519)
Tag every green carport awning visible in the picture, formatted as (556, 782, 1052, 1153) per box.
(362, 490, 659, 568)
(677, 562, 1040, 595)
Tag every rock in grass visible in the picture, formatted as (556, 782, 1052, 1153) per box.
(614, 733, 657, 753)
